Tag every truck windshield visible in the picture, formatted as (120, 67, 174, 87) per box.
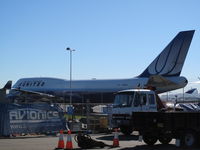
(113, 92, 134, 108)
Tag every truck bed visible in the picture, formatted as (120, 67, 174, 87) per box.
(132, 111, 200, 132)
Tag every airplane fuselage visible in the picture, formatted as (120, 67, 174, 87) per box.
(10, 76, 187, 103)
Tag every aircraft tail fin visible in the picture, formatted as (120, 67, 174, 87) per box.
(185, 88, 198, 94)
(0, 81, 12, 101)
(139, 30, 195, 77)
(2, 80, 12, 90)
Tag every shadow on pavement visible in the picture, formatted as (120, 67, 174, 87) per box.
(96, 134, 138, 141)
(0, 135, 57, 139)
(61, 144, 200, 150)
(118, 144, 199, 150)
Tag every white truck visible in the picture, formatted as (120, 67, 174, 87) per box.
(112, 89, 200, 147)
(112, 89, 160, 135)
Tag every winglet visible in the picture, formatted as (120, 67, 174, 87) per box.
(139, 30, 195, 77)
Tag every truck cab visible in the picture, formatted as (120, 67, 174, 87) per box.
(112, 89, 158, 135)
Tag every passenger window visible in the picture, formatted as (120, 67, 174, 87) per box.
(148, 94, 155, 105)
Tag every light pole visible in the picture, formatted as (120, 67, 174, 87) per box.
(66, 47, 75, 105)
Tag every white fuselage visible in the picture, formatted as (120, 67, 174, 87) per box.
(10, 76, 187, 103)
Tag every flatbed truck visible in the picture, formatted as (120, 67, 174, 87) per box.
(133, 111, 200, 147)
(112, 89, 200, 147)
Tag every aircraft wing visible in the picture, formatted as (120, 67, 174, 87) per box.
(13, 88, 55, 99)
(146, 75, 178, 90)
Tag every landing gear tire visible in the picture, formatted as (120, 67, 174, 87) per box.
(143, 134, 157, 146)
(120, 126, 133, 135)
(182, 131, 197, 147)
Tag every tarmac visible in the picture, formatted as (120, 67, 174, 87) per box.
(0, 132, 199, 150)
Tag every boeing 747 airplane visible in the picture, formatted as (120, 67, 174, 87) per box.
(8, 30, 195, 103)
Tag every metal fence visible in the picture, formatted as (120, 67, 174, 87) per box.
(0, 103, 66, 136)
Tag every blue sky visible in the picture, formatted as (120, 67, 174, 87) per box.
(1, 0, 200, 92)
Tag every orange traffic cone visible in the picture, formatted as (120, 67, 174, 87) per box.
(112, 128, 119, 147)
(55, 130, 65, 149)
(65, 130, 73, 150)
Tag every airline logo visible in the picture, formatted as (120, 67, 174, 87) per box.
(140, 30, 194, 77)
(17, 80, 45, 87)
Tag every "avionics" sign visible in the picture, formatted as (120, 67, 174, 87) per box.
(9, 108, 59, 122)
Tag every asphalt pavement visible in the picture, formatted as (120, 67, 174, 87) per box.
(0, 132, 199, 150)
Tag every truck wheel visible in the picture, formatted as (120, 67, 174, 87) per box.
(158, 135, 172, 144)
(120, 126, 133, 135)
(143, 134, 157, 146)
(183, 131, 196, 147)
